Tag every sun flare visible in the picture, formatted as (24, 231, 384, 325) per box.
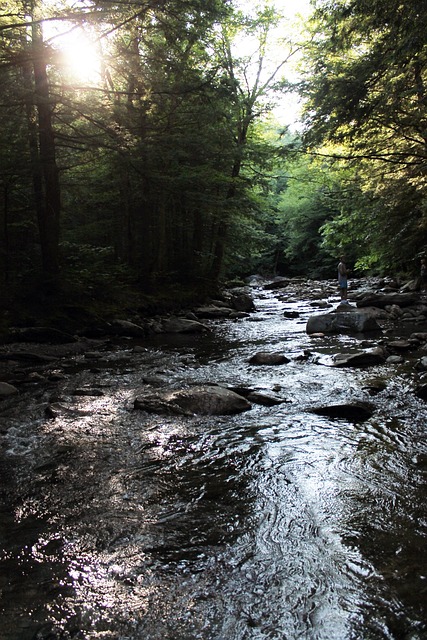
(61, 32, 101, 84)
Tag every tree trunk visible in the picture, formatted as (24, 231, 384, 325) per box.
(0, 184, 9, 286)
(31, 18, 61, 275)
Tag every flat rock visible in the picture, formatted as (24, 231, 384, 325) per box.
(134, 385, 251, 415)
(357, 292, 419, 308)
(332, 347, 387, 367)
(311, 401, 374, 422)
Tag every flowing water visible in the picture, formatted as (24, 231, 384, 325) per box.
(0, 285, 426, 639)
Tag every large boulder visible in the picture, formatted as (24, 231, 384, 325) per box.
(134, 385, 251, 415)
(225, 288, 255, 312)
(332, 347, 387, 367)
(357, 292, 419, 308)
(306, 311, 381, 335)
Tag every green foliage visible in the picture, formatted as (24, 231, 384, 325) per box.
(300, 0, 427, 274)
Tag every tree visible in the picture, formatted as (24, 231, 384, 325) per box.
(207, 5, 301, 280)
(0, 1, 64, 276)
(0, 0, 306, 310)
(300, 0, 427, 273)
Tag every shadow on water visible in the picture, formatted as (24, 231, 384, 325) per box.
(0, 287, 426, 639)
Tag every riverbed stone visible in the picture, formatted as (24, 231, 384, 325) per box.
(225, 290, 255, 312)
(415, 356, 427, 371)
(0, 382, 18, 397)
(356, 292, 419, 308)
(263, 278, 290, 290)
(415, 384, 427, 401)
(311, 401, 374, 422)
(332, 347, 387, 367)
(111, 319, 147, 337)
(134, 385, 251, 415)
(411, 332, 427, 342)
(194, 306, 232, 319)
(249, 352, 290, 365)
(387, 340, 412, 350)
(161, 317, 209, 333)
(386, 355, 404, 364)
(246, 391, 287, 406)
(306, 311, 381, 335)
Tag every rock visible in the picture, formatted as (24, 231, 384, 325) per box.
(263, 278, 290, 290)
(249, 352, 291, 365)
(332, 347, 387, 367)
(306, 311, 381, 335)
(226, 289, 255, 312)
(400, 279, 419, 292)
(411, 332, 427, 342)
(134, 385, 251, 415)
(194, 306, 232, 319)
(161, 317, 209, 333)
(415, 384, 427, 401)
(283, 311, 300, 318)
(133, 395, 189, 415)
(0, 382, 18, 397)
(246, 391, 287, 406)
(228, 385, 286, 405)
(353, 306, 390, 319)
(311, 401, 374, 422)
(386, 355, 404, 364)
(111, 320, 146, 337)
(245, 274, 265, 286)
(387, 340, 412, 351)
(357, 292, 419, 309)
(415, 357, 427, 372)
(385, 304, 403, 318)
(362, 379, 387, 396)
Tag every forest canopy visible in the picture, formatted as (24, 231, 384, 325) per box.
(0, 0, 426, 323)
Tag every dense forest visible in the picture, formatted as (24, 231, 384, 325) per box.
(0, 0, 426, 327)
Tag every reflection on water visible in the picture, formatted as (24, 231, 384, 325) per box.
(0, 288, 426, 639)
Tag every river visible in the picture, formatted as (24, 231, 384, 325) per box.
(0, 283, 426, 639)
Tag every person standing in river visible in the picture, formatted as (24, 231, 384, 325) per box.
(338, 255, 349, 302)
